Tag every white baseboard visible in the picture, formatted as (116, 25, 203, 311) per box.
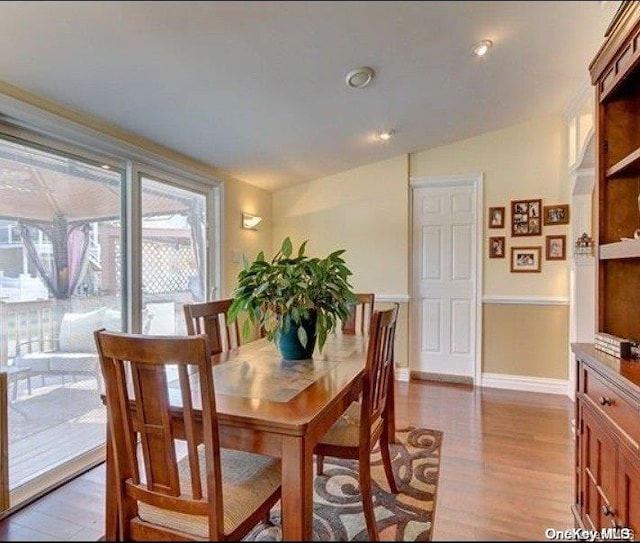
(481, 372, 570, 396)
(394, 367, 410, 382)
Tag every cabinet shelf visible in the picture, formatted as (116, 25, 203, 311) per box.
(606, 146, 640, 179)
(599, 239, 640, 259)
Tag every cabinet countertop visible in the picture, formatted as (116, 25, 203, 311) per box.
(572, 343, 640, 399)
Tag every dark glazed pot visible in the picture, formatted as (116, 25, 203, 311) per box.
(278, 312, 317, 360)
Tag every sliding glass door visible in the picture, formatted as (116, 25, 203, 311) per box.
(0, 132, 220, 511)
(140, 175, 208, 336)
(0, 135, 124, 505)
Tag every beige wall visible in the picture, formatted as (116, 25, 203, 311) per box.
(222, 179, 272, 296)
(410, 116, 570, 379)
(483, 304, 569, 379)
(0, 80, 274, 301)
(411, 116, 571, 298)
(272, 155, 410, 367)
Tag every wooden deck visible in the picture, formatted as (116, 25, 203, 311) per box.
(8, 375, 105, 491)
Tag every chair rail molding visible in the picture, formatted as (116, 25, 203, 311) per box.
(482, 295, 570, 305)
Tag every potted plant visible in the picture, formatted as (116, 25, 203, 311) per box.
(228, 237, 358, 360)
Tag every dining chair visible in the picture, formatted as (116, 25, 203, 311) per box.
(315, 303, 399, 541)
(183, 298, 240, 355)
(341, 292, 375, 335)
(94, 329, 281, 541)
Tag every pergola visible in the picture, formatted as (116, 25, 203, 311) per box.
(0, 137, 205, 300)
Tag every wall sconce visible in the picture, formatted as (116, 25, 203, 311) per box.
(242, 212, 263, 230)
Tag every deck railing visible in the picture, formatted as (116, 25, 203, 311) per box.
(0, 299, 56, 365)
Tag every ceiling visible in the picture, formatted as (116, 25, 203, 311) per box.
(0, 1, 621, 191)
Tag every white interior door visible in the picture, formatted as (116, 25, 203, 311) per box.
(412, 179, 479, 380)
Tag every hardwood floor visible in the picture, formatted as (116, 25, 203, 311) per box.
(0, 380, 575, 541)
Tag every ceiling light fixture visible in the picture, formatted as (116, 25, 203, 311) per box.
(377, 130, 395, 141)
(345, 67, 375, 89)
(471, 39, 493, 57)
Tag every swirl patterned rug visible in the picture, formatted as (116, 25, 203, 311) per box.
(244, 426, 443, 542)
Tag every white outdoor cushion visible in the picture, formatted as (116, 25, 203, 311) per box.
(58, 308, 106, 352)
(50, 352, 98, 373)
(13, 352, 52, 372)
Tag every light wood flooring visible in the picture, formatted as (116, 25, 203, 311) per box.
(0, 380, 575, 541)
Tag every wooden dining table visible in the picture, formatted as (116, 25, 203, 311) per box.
(103, 331, 396, 541)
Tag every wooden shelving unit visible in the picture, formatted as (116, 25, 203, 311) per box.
(606, 146, 640, 178)
(599, 238, 640, 259)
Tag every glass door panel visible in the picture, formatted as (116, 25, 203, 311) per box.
(0, 136, 123, 504)
(140, 176, 206, 336)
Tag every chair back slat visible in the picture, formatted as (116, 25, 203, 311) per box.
(95, 330, 226, 538)
(342, 293, 375, 335)
(184, 299, 240, 355)
(361, 304, 399, 436)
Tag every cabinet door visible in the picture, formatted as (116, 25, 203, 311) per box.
(581, 405, 618, 530)
(617, 448, 640, 534)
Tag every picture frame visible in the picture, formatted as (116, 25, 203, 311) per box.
(510, 246, 541, 273)
(489, 236, 505, 258)
(543, 204, 570, 226)
(511, 199, 542, 236)
(546, 234, 566, 261)
(488, 206, 505, 229)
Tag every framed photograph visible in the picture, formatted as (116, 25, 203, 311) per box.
(543, 204, 570, 226)
(546, 235, 566, 260)
(510, 246, 541, 273)
(488, 206, 505, 229)
(489, 236, 505, 258)
(511, 199, 542, 236)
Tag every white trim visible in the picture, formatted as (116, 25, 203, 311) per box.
(482, 295, 570, 306)
(410, 173, 484, 189)
(394, 367, 410, 382)
(481, 372, 570, 396)
(475, 174, 484, 386)
(0, 92, 221, 188)
(376, 294, 410, 303)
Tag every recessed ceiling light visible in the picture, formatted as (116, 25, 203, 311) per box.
(471, 40, 493, 57)
(101, 164, 111, 170)
(346, 67, 375, 89)
(377, 130, 395, 141)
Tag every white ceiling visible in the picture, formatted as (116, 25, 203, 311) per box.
(0, 1, 621, 191)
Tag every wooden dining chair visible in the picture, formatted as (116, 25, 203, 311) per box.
(94, 330, 281, 541)
(183, 298, 240, 355)
(315, 303, 399, 541)
(341, 292, 375, 335)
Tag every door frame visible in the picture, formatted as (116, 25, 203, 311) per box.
(409, 173, 484, 385)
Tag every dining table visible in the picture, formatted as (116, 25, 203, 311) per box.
(103, 331, 396, 541)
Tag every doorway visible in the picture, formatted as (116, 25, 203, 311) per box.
(410, 174, 482, 384)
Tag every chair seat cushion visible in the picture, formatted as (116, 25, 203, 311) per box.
(138, 446, 281, 537)
(319, 401, 361, 447)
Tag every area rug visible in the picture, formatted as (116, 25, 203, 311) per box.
(244, 426, 443, 541)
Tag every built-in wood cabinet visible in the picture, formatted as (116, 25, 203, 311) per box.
(572, 344, 640, 536)
(572, 3, 640, 535)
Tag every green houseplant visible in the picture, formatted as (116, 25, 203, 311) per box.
(228, 237, 358, 360)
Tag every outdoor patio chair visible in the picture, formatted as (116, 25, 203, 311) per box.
(13, 307, 121, 393)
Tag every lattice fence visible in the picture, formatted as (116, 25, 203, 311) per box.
(111, 238, 198, 295)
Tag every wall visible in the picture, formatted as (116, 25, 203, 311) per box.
(272, 155, 410, 368)
(0, 80, 273, 300)
(411, 116, 571, 380)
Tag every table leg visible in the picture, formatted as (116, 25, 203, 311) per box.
(105, 423, 118, 541)
(280, 435, 314, 540)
